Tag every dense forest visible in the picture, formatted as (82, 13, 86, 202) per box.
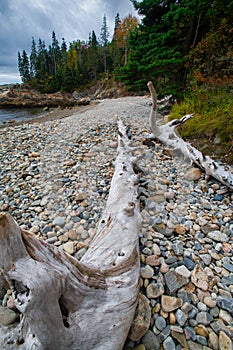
(17, 13, 138, 93)
(120, 0, 233, 97)
(18, 0, 232, 97)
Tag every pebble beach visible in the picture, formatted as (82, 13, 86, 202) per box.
(0, 96, 233, 350)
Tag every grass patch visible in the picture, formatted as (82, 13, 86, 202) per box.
(169, 88, 233, 164)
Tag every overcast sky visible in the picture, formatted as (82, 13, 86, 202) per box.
(0, 0, 138, 85)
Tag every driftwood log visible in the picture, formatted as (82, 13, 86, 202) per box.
(147, 81, 233, 190)
(0, 119, 144, 349)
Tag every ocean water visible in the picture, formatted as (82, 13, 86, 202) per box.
(0, 108, 43, 125)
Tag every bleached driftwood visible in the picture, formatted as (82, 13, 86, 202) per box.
(147, 81, 233, 190)
(0, 119, 143, 349)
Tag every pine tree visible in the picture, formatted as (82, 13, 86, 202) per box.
(100, 14, 109, 46)
(60, 37, 67, 70)
(111, 13, 122, 68)
(51, 31, 60, 75)
(20, 50, 30, 82)
(37, 38, 48, 79)
(88, 31, 100, 79)
(30, 37, 37, 79)
(100, 14, 109, 73)
(18, 52, 23, 81)
(114, 13, 121, 35)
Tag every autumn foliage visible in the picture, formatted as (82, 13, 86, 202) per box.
(112, 15, 138, 65)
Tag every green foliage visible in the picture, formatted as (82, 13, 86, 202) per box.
(169, 87, 233, 163)
(30, 37, 37, 78)
(119, 0, 232, 97)
(18, 50, 30, 83)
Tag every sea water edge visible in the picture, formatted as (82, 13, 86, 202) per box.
(0, 107, 44, 124)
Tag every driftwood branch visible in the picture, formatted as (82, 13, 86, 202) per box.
(0, 119, 143, 349)
(147, 81, 233, 190)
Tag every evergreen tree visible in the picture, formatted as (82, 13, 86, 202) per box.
(100, 14, 109, 46)
(121, 0, 215, 96)
(30, 37, 37, 79)
(114, 13, 121, 35)
(37, 38, 48, 79)
(58, 37, 67, 88)
(111, 13, 122, 68)
(60, 37, 67, 70)
(88, 31, 100, 79)
(100, 14, 109, 73)
(18, 52, 23, 81)
(91, 30, 98, 48)
(19, 50, 30, 82)
(51, 31, 60, 75)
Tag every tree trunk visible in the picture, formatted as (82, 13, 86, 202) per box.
(0, 119, 142, 350)
(147, 81, 233, 190)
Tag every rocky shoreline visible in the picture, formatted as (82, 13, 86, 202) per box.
(0, 101, 99, 128)
(0, 81, 131, 110)
(0, 96, 232, 349)
(0, 85, 93, 108)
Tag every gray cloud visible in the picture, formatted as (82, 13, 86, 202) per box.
(0, 0, 138, 84)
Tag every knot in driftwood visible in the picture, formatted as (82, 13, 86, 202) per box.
(124, 202, 135, 217)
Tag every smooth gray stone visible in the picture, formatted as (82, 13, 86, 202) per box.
(0, 306, 17, 326)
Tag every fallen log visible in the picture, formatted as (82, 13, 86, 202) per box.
(0, 119, 142, 349)
(147, 81, 233, 190)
